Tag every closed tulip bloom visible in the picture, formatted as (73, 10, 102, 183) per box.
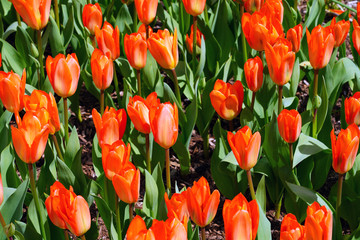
(210, 80, 244, 121)
(182, 0, 206, 16)
(185, 24, 204, 55)
(11, 112, 50, 164)
(82, 3, 102, 35)
(223, 193, 259, 240)
(45, 181, 91, 236)
(331, 124, 360, 174)
(242, 11, 284, 51)
(306, 25, 335, 70)
(102, 140, 131, 180)
(95, 22, 120, 60)
(287, 24, 303, 53)
(260, 0, 283, 23)
(244, 57, 263, 92)
(148, 29, 179, 70)
(164, 192, 189, 229)
(243, 0, 264, 13)
(149, 102, 178, 149)
(0, 174, 3, 206)
(127, 216, 156, 240)
(186, 177, 220, 228)
(265, 38, 295, 86)
(305, 202, 333, 240)
(127, 92, 159, 134)
(134, 0, 158, 25)
(124, 33, 147, 70)
(46, 53, 80, 98)
(92, 107, 127, 147)
(280, 214, 305, 240)
(151, 217, 187, 240)
(330, 18, 350, 47)
(91, 48, 113, 90)
(345, 92, 360, 125)
(10, 0, 51, 30)
(0, 69, 26, 114)
(277, 109, 302, 144)
(227, 126, 261, 170)
(113, 162, 140, 204)
(352, 20, 360, 55)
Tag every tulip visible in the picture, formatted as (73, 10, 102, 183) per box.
(95, 22, 120, 60)
(260, 0, 283, 23)
(124, 33, 147, 70)
(305, 202, 333, 240)
(186, 177, 220, 228)
(223, 193, 259, 240)
(10, 0, 51, 30)
(330, 18, 350, 47)
(306, 25, 335, 70)
(286, 24, 303, 53)
(358, 2, 360, 21)
(280, 214, 305, 240)
(151, 217, 187, 240)
(277, 109, 302, 144)
(210, 80, 244, 121)
(127, 216, 156, 240)
(244, 56, 263, 92)
(185, 24, 204, 55)
(102, 140, 131, 180)
(45, 181, 91, 236)
(352, 20, 360, 56)
(134, 0, 158, 25)
(243, 0, 264, 13)
(182, 0, 206, 16)
(112, 162, 140, 204)
(82, 3, 103, 35)
(11, 112, 50, 164)
(345, 92, 360, 125)
(46, 53, 80, 98)
(164, 192, 189, 229)
(92, 107, 127, 147)
(91, 48, 114, 90)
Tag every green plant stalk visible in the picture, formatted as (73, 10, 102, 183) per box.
(64, 230, 69, 240)
(146, 25, 150, 40)
(80, 235, 86, 240)
(336, 174, 344, 219)
(0, 211, 11, 240)
(278, 85, 283, 114)
(201, 227, 206, 240)
(179, 0, 184, 36)
(192, 16, 198, 77)
(165, 148, 171, 193)
(289, 143, 293, 169)
(275, 195, 282, 220)
(87, 0, 90, 4)
(170, 69, 181, 104)
(330, 0, 356, 12)
(129, 203, 134, 222)
(136, 70, 141, 96)
(37, 30, 45, 90)
(54, 0, 60, 29)
(204, 5, 209, 26)
(113, 65, 121, 107)
(63, 98, 69, 144)
(28, 163, 48, 240)
(312, 69, 319, 138)
(133, 7, 138, 33)
(246, 170, 256, 200)
(104, 177, 109, 203)
(16, 12, 21, 26)
(146, 134, 151, 174)
(100, 90, 104, 115)
(240, 4, 248, 62)
(203, 132, 209, 160)
(52, 134, 64, 161)
(115, 196, 122, 240)
(90, 35, 96, 49)
(250, 91, 256, 111)
(228, 120, 234, 132)
(106, 0, 115, 21)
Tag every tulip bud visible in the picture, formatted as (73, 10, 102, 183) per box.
(352, 20, 360, 56)
(182, 0, 206, 16)
(95, 22, 120, 60)
(134, 0, 158, 25)
(0, 69, 26, 114)
(330, 18, 350, 47)
(280, 214, 305, 240)
(287, 24, 303, 53)
(91, 48, 114, 90)
(113, 162, 140, 204)
(305, 202, 333, 240)
(102, 140, 131, 180)
(277, 109, 302, 144)
(82, 3, 103, 35)
(345, 92, 360, 125)
(185, 24, 204, 55)
(124, 33, 147, 70)
(244, 56, 263, 92)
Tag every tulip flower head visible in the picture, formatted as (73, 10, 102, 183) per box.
(102, 140, 131, 180)
(182, 0, 206, 16)
(330, 18, 350, 47)
(0, 69, 26, 114)
(331, 124, 360, 174)
(164, 191, 189, 228)
(352, 20, 360, 56)
(91, 48, 114, 90)
(277, 109, 302, 144)
(243, 0, 264, 13)
(82, 3, 103, 35)
(151, 218, 187, 240)
(358, 2, 360, 21)
(306, 25, 335, 70)
(210, 80, 244, 121)
(260, 0, 284, 23)
(46, 53, 80, 98)
(113, 162, 140, 204)
(280, 214, 305, 240)
(244, 57, 263, 92)
(45, 181, 91, 236)
(227, 126, 261, 171)
(186, 177, 220, 228)
(345, 92, 360, 125)
(305, 202, 333, 240)
(127, 216, 156, 240)
(92, 107, 127, 147)
(134, 0, 158, 25)
(185, 24, 204, 55)
(124, 32, 148, 70)
(95, 22, 120, 60)
(287, 24, 303, 53)
(10, 0, 51, 30)
(148, 29, 179, 70)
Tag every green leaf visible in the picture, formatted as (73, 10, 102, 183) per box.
(93, 196, 118, 240)
(63, 4, 74, 49)
(256, 176, 267, 212)
(48, 15, 64, 55)
(256, 201, 271, 240)
(27, 199, 50, 239)
(152, 164, 167, 220)
(143, 170, 158, 218)
(15, 26, 33, 66)
(1, 144, 20, 188)
(56, 157, 76, 188)
(0, 38, 26, 74)
(64, 126, 81, 167)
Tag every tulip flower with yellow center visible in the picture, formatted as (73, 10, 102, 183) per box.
(305, 202, 333, 240)
(345, 92, 360, 125)
(280, 214, 305, 240)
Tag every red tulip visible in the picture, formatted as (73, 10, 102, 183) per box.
(280, 214, 305, 240)
(124, 32, 148, 70)
(330, 18, 350, 47)
(345, 92, 360, 125)
(91, 48, 114, 90)
(102, 140, 131, 180)
(352, 20, 360, 56)
(82, 3, 103, 35)
(244, 57, 263, 92)
(95, 22, 120, 60)
(287, 24, 303, 53)
(185, 24, 204, 55)
(164, 191, 189, 229)
(134, 0, 158, 25)
(113, 162, 140, 204)
(305, 202, 333, 240)
(182, 0, 206, 16)
(277, 109, 302, 144)
(0, 69, 26, 114)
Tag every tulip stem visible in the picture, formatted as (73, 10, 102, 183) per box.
(146, 134, 151, 174)
(115, 196, 122, 240)
(246, 170, 256, 200)
(201, 227, 206, 240)
(289, 143, 293, 169)
(63, 98, 69, 144)
(113, 65, 121, 107)
(250, 91, 256, 111)
(90, 35, 96, 49)
(105, 0, 115, 22)
(37, 30, 45, 90)
(275, 196, 282, 220)
(54, 0, 60, 29)
(16, 12, 21, 27)
(203, 133, 209, 160)
(0, 211, 11, 240)
(228, 120, 234, 132)
(87, 0, 90, 4)
(132, 7, 138, 32)
(80, 235, 86, 240)
(170, 69, 181, 104)
(204, 5, 209, 25)
(146, 25, 150, 40)
(278, 85, 283, 114)
(136, 70, 141, 96)
(192, 16, 198, 76)
(129, 203, 134, 222)
(259, 51, 264, 63)
(52, 134, 64, 161)
(336, 173, 344, 219)
(100, 90, 104, 115)
(64, 230, 69, 240)
(312, 69, 319, 138)
(240, 4, 248, 62)
(165, 148, 171, 193)
(28, 164, 48, 240)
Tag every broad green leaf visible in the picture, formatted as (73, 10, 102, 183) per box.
(64, 126, 81, 167)
(143, 170, 158, 218)
(0, 38, 26, 74)
(256, 176, 267, 212)
(256, 202, 271, 240)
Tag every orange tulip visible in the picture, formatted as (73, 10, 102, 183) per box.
(345, 92, 360, 125)
(91, 48, 113, 90)
(24, 90, 61, 135)
(305, 202, 333, 240)
(244, 56, 263, 92)
(352, 20, 360, 56)
(186, 177, 220, 228)
(223, 193, 259, 240)
(92, 107, 127, 147)
(182, 0, 206, 16)
(151, 217, 187, 240)
(243, 0, 264, 13)
(260, 0, 283, 23)
(164, 192, 189, 229)
(124, 33, 147, 70)
(185, 24, 204, 55)
(265, 38, 295, 86)
(277, 109, 302, 144)
(306, 25, 335, 70)
(330, 18, 350, 47)
(242, 11, 284, 51)
(113, 162, 140, 204)
(286, 24, 303, 53)
(10, 0, 51, 30)
(127, 215, 156, 240)
(280, 214, 305, 240)
(148, 29, 179, 70)
(331, 124, 360, 174)
(149, 102, 178, 149)
(82, 3, 102, 35)
(95, 22, 120, 60)
(127, 92, 159, 134)
(134, 0, 158, 25)
(102, 140, 131, 180)
(227, 126, 261, 170)
(0, 69, 26, 114)
(0, 174, 3, 206)
(11, 112, 50, 164)
(46, 53, 80, 98)
(45, 181, 91, 236)
(210, 80, 244, 121)
(358, 2, 360, 21)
